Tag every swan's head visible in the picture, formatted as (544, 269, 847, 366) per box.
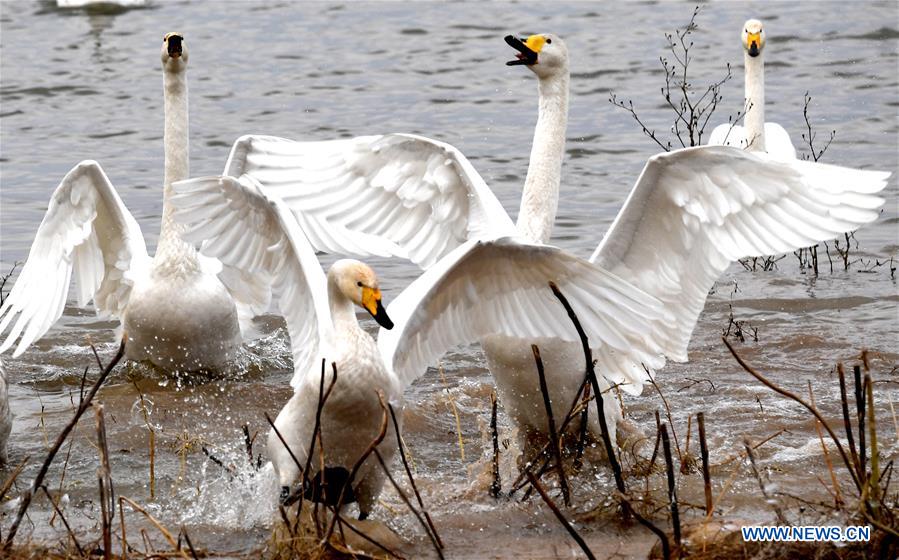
(329, 259, 394, 330)
(505, 33, 568, 79)
(742, 19, 765, 58)
(161, 32, 188, 69)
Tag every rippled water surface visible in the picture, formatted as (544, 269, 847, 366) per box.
(1, 1, 897, 557)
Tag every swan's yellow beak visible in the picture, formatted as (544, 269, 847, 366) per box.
(746, 32, 761, 57)
(506, 34, 543, 66)
(362, 287, 394, 330)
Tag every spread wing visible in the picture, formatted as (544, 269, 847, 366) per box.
(591, 145, 888, 367)
(224, 133, 516, 269)
(171, 174, 331, 388)
(0, 161, 149, 356)
(378, 236, 668, 391)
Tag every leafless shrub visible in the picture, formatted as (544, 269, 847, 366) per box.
(609, 6, 741, 151)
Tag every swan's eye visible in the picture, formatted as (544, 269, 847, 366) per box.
(356, 281, 363, 287)
(546, 38, 552, 44)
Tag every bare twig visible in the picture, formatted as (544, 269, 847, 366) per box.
(96, 404, 114, 560)
(526, 472, 596, 560)
(532, 344, 570, 506)
(661, 424, 681, 549)
(489, 391, 501, 499)
(697, 412, 712, 516)
(744, 438, 788, 525)
(4, 340, 126, 550)
(388, 402, 443, 549)
(548, 282, 626, 497)
(40, 485, 84, 556)
(373, 447, 445, 560)
(723, 337, 862, 493)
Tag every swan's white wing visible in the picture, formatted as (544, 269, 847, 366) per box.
(708, 122, 797, 161)
(591, 145, 888, 364)
(378, 236, 668, 391)
(171, 175, 331, 387)
(0, 161, 149, 356)
(224, 133, 517, 269)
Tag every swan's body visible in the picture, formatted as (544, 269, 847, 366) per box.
(709, 19, 796, 160)
(0, 33, 243, 372)
(205, 33, 888, 446)
(0, 360, 12, 465)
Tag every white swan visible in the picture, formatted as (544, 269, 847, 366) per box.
(209, 33, 888, 443)
(0, 33, 250, 372)
(170, 173, 663, 514)
(0, 360, 11, 465)
(708, 19, 796, 159)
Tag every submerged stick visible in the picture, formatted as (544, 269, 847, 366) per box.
(697, 412, 712, 516)
(618, 492, 670, 560)
(373, 447, 445, 560)
(41, 485, 83, 556)
(743, 438, 788, 525)
(490, 391, 501, 499)
(661, 424, 681, 549)
(838, 364, 861, 480)
(722, 337, 862, 493)
(4, 340, 126, 550)
(532, 344, 570, 506)
(526, 472, 596, 560)
(388, 402, 443, 549)
(854, 365, 867, 486)
(96, 404, 114, 560)
(120, 495, 186, 557)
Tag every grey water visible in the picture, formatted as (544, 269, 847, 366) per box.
(0, 1, 897, 557)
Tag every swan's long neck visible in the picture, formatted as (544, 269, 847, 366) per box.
(744, 50, 765, 152)
(516, 70, 569, 244)
(327, 281, 361, 336)
(154, 64, 200, 274)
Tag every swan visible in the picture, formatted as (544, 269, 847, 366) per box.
(208, 33, 888, 445)
(0, 33, 250, 372)
(708, 19, 796, 159)
(169, 173, 664, 515)
(0, 360, 11, 465)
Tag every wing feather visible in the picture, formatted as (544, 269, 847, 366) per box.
(591, 145, 889, 365)
(171, 175, 330, 388)
(224, 133, 516, 269)
(0, 161, 149, 356)
(378, 237, 668, 390)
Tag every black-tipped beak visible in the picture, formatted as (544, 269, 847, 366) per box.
(505, 35, 537, 66)
(372, 299, 394, 330)
(748, 41, 759, 57)
(167, 35, 183, 58)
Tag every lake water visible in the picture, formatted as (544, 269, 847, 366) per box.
(0, 1, 897, 557)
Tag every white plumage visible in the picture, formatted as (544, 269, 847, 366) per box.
(0, 33, 245, 372)
(208, 32, 888, 443)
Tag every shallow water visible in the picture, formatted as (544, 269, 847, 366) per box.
(0, 1, 897, 558)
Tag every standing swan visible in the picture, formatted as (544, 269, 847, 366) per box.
(708, 19, 796, 159)
(205, 33, 888, 445)
(0, 33, 244, 372)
